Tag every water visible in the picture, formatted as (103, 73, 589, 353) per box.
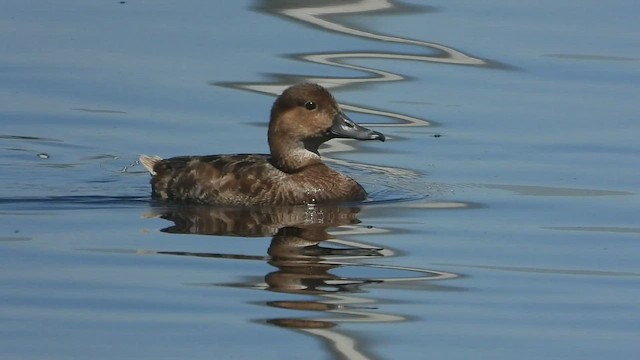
(1, 1, 639, 359)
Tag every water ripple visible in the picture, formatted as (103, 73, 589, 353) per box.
(217, 0, 494, 127)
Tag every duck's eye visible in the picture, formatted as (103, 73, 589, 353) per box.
(304, 101, 317, 111)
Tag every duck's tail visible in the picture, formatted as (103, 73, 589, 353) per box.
(139, 154, 163, 175)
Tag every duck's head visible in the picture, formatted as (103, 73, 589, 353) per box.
(268, 83, 385, 172)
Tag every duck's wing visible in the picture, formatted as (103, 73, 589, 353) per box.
(153, 154, 273, 175)
(147, 154, 282, 204)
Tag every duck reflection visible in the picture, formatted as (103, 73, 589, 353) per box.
(152, 203, 386, 286)
(156, 203, 360, 236)
(149, 203, 457, 360)
(153, 203, 384, 262)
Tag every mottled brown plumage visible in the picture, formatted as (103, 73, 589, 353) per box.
(140, 83, 384, 206)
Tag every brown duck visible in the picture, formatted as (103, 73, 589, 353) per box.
(140, 83, 385, 206)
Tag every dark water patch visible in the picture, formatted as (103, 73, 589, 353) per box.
(0, 134, 64, 143)
(0, 195, 148, 211)
(402, 200, 478, 210)
(71, 108, 128, 114)
(544, 53, 640, 62)
(0, 133, 93, 152)
(435, 263, 639, 277)
(0, 236, 32, 242)
(478, 184, 633, 197)
(543, 226, 640, 235)
(35, 162, 79, 169)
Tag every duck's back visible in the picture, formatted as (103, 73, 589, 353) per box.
(140, 154, 367, 206)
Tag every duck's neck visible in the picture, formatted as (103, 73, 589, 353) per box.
(269, 136, 325, 173)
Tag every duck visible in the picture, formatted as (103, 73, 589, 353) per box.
(139, 83, 385, 206)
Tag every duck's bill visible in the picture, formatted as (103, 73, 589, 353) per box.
(330, 112, 386, 142)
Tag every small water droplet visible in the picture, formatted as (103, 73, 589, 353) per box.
(37, 153, 50, 159)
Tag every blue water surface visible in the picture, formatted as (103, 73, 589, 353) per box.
(1, 1, 639, 359)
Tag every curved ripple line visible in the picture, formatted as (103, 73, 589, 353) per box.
(303, 328, 374, 360)
(220, 0, 491, 127)
(281, 0, 486, 66)
(325, 261, 459, 283)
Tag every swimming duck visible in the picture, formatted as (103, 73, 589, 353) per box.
(139, 83, 385, 206)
